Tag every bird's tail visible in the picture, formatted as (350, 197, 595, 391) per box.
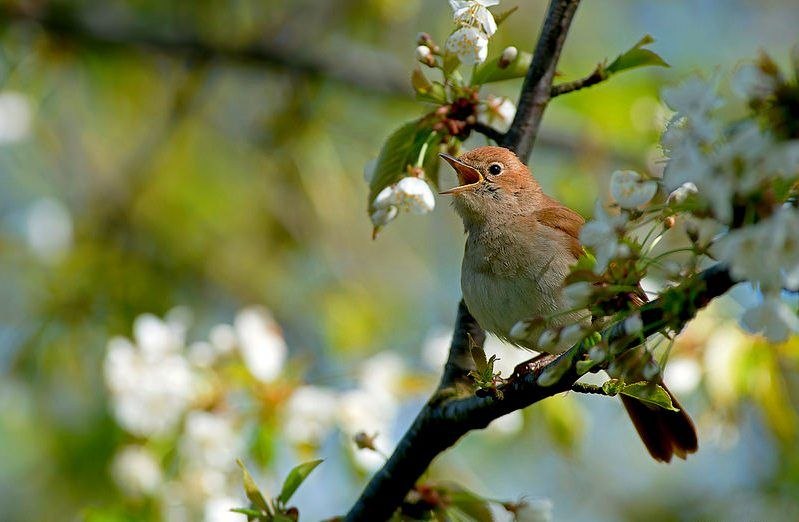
(620, 384, 698, 463)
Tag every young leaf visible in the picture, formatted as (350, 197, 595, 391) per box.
(620, 382, 679, 411)
(471, 50, 533, 84)
(230, 507, 267, 518)
(575, 358, 597, 375)
(442, 483, 494, 522)
(278, 459, 324, 505)
(601, 378, 624, 396)
(237, 459, 272, 516)
(606, 35, 669, 75)
(493, 5, 519, 26)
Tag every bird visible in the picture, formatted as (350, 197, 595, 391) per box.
(439, 145, 697, 463)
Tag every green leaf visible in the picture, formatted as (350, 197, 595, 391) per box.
(421, 131, 444, 188)
(493, 6, 519, 26)
(601, 378, 624, 396)
(620, 382, 679, 411)
(575, 359, 597, 375)
(368, 120, 436, 210)
(606, 35, 669, 75)
(278, 459, 323, 505)
(471, 51, 532, 84)
(231, 507, 266, 518)
(237, 460, 271, 516)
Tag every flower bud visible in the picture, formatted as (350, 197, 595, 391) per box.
(416, 32, 433, 46)
(498, 46, 518, 68)
(354, 431, 378, 451)
(415, 45, 435, 67)
(537, 328, 559, 349)
(623, 313, 643, 336)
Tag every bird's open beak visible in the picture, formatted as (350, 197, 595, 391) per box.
(439, 153, 483, 195)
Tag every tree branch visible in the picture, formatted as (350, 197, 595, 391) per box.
(470, 122, 507, 144)
(500, 0, 582, 161)
(345, 264, 735, 520)
(551, 64, 608, 97)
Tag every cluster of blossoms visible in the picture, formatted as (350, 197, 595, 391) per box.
(511, 56, 799, 380)
(444, 0, 499, 65)
(107, 308, 528, 518)
(368, 0, 518, 236)
(104, 307, 286, 521)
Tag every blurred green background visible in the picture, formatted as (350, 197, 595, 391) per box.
(2, 1, 799, 520)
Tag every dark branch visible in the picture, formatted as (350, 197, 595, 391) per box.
(0, 3, 408, 96)
(500, 0, 582, 161)
(345, 264, 735, 521)
(551, 65, 608, 97)
(470, 122, 507, 144)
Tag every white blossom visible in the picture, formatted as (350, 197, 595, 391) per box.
(204, 496, 242, 522)
(181, 411, 243, 471)
(134, 313, 184, 360)
(499, 45, 518, 66)
(732, 63, 776, 100)
(446, 26, 489, 65)
(667, 182, 698, 205)
(579, 201, 628, 273)
(663, 357, 702, 394)
(112, 445, 163, 497)
(370, 205, 398, 230)
(661, 76, 722, 119)
(0, 91, 32, 143)
(359, 351, 406, 398)
(623, 313, 644, 336)
(478, 95, 516, 133)
(562, 282, 593, 309)
(739, 293, 799, 343)
(559, 324, 585, 347)
(537, 328, 558, 349)
(283, 385, 338, 446)
(104, 335, 194, 437)
(188, 341, 217, 368)
(395, 177, 436, 213)
(209, 323, 237, 355)
(715, 207, 799, 290)
(25, 197, 73, 262)
(337, 389, 397, 471)
(234, 306, 287, 382)
(610, 170, 658, 208)
(449, 0, 500, 36)
(514, 499, 554, 522)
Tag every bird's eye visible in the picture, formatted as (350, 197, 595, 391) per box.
(488, 163, 503, 175)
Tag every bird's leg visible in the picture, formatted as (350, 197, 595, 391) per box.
(511, 352, 559, 379)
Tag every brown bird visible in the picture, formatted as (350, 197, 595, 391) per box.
(440, 145, 697, 463)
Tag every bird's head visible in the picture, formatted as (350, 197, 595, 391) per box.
(440, 146, 541, 225)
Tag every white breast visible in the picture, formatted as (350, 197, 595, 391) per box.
(460, 224, 577, 352)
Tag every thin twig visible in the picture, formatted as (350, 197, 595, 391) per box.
(551, 65, 608, 97)
(470, 122, 506, 143)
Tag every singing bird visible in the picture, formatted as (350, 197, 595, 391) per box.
(440, 145, 697, 463)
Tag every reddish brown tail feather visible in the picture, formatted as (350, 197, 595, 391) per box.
(620, 384, 698, 463)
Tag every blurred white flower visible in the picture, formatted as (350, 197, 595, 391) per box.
(421, 326, 453, 371)
(739, 293, 799, 343)
(338, 389, 397, 471)
(478, 96, 516, 133)
(209, 323, 237, 355)
(562, 281, 593, 309)
(623, 314, 643, 336)
(450, 0, 499, 36)
(579, 201, 628, 273)
(716, 207, 799, 290)
(732, 63, 776, 100)
(104, 333, 195, 437)
(661, 76, 722, 118)
(234, 306, 287, 382)
(703, 326, 749, 405)
(537, 328, 558, 350)
(667, 182, 698, 205)
(25, 197, 73, 262)
(486, 410, 524, 436)
(203, 496, 241, 522)
(134, 313, 184, 360)
(514, 499, 554, 522)
(188, 341, 217, 368)
(499, 45, 518, 66)
(609, 170, 658, 208)
(663, 357, 702, 394)
(181, 411, 243, 472)
(0, 91, 32, 143)
(283, 385, 338, 446)
(446, 26, 489, 65)
(359, 351, 406, 398)
(112, 445, 163, 498)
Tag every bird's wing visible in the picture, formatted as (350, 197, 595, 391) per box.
(533, 203, 585, 260)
